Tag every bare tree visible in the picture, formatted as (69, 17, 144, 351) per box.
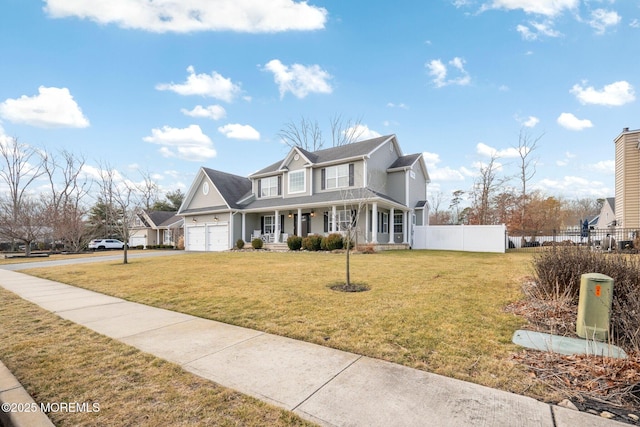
(330, 114, 364, 147)
(449, 190, 465, 224)
(0, 137, 45, 253)
(278, 116, 324, 151)
(279, 115, 365, 151)
(42, 150, 91, 252)
(338, 188, 372, 290)
(136, 168, 160, 210)
(469, 154, 503, 225)
(95, 163, 140, 264)
(0, 196, 49, 255)
(429, 191, 444, 224)
(515, 128, 543, 234)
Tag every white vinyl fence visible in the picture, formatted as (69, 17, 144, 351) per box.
(413, 224, 506, 253)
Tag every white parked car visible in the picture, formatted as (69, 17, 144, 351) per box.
(88, 239, 126, 250)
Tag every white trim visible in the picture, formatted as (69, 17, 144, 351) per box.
(288, 169, 306, 194)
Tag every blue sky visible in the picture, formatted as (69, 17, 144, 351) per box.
(1, 0, 638, 207)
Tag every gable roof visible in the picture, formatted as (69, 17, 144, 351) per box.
(202, 168, 252, 209)
(388, 153, 422, 170)
(250, 135, 396, 177)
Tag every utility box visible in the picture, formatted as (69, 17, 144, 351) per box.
(576, 273, 614, 341)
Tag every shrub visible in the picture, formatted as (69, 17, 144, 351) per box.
(302, 235, 322, 251)
(251, 238, 263, 249)
(236, 239, 245, 250)
(287, 235, 302, 251)
(322, 233, 343, 251)
(532, 246, 640, 351)
(357, 244, 375, 254)
(177, 236, 185, 250)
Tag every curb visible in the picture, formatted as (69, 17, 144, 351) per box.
(0, 362, 54, 427)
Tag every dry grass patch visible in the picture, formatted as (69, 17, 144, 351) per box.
(0, 288, 314, 427)
(24, 250, 547, 399)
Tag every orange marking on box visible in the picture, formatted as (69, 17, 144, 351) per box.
(595, 285, 601, 297)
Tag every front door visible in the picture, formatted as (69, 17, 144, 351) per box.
(293, 213, 310, 237)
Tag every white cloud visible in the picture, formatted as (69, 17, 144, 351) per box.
(423, 151, 465, 181)
(44, 0, 327, 33)
(589, 160, 615, 174)
(143, 124, 216, 161)
(387, 102, 409, 109)
(517, 20, 562, 40)
(631, 19, 640, 29)
(262, 59, 333, 99)
(344, 124, 379, 142)
(522, 116, 539, 128)
(0, 86, 89, 128)
(181, 104, 226, 120)
(570, 80, 635, 106)
(483, 0, 578, 17)
(557, 112, 593, 130)
(476, 142, 521, 158)
(535, 176, 610, 198)
(218, 123, 260, 140)
(426, 57, 470, 88)
(588, 9, 621, 34)
(156, 66, 241, 102)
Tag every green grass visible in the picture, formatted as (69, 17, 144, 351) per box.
(19, 250, 547, 398)
(0, 288, 314, 427)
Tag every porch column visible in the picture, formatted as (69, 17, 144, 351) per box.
(274, 210, 280, 242)
(390, 207, 395, 244)
(297, 208, 302, 236)
(332, 205, 337, 233)
(229, 213, 234, 248)
(403, 210, 409, 244)
(241, 212, 246, 241)
(372, 202, 378, 243)
(156, 229, 160, 245)
(365, 204, 370, 242)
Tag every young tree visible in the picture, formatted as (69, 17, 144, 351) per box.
(95, 163, 140, 264)
(515, 129, 542, 235)
(338, 188, 371, 290)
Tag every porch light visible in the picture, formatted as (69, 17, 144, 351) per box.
(192, 218, 197, 223)
(214, 216, 219, 222)
(288, 211, 292, 218)
(310, 210, 315, 217)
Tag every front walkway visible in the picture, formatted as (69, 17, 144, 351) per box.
(0, 261, 627, 426)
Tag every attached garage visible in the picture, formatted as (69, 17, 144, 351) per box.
(186, 225, 206, 251)
(129, 235, 146, 248)
(185, 223, 229, 252)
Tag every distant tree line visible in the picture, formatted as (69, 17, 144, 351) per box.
(0, 137, 183, 258)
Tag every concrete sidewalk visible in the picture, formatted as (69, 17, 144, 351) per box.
(0, 268, 629, 427)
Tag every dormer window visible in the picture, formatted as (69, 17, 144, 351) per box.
(288, 170, 305, 193)
(321, 164, 354, 190)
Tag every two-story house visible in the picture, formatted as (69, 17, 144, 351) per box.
(177, 134, 430, 251)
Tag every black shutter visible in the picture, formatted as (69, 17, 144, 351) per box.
(348, 164, 354, 186)
(257, 180, 262, 198)
(277, 176, 282, 195)
(260, 216, 265, 233)
(280, 215, 285, 232)
(321, 168, 326, 190)
(324, 212, 329, 232)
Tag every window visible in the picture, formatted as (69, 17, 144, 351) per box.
(322, 164, 354, 190)
(324, 210, 356, 232)
(263, 215, 275, 234)
(378, 212, 389, 233)
(394, 213, 403, 233)
(260, 176, 280, 197)
(288, 170, 305, 193)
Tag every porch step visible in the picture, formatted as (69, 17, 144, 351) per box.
(264, 243, 289, 252)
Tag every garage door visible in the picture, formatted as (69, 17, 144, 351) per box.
(186, 226, 205, 251)
(206, 223, 228, 252)
(129, 236, 146, 248)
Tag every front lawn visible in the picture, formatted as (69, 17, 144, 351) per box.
(22, 250, 548, 399)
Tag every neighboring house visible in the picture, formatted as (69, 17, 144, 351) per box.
(614, 127, 640, 229)
(595, 197, 616, 229)
(129, 210, 184, 248)
(178, 134, 430, 251)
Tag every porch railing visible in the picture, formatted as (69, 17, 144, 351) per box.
(507, 227, 639, 252)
